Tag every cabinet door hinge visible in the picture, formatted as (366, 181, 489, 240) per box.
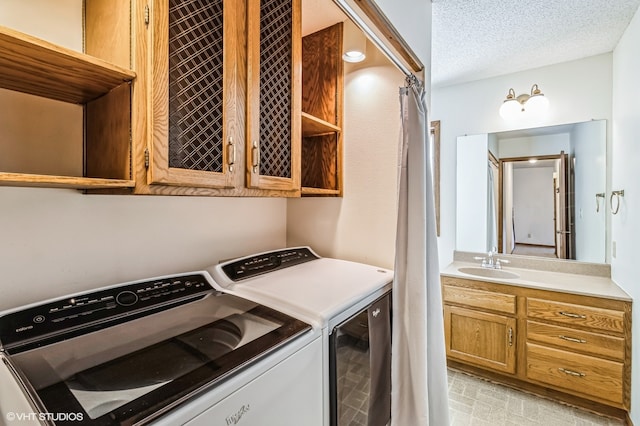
(144, 5, 150, 26)
(144, 148, 150, 168)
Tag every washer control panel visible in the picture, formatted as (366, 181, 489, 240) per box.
(0, 274, 212, 349)
(222, 247, 318, 281)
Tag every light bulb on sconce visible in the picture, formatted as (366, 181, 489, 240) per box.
(499, 84, 549, 119)
(342, 19, 366, 63)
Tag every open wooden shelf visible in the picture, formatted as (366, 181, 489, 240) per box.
(302, 112, 341, 137)
(0, 25, 136, 190)
(0, 25, 135, 104)
(0, 173, 135, 190)
(301, 23, 343, 197)
(301, 187, 341, 196)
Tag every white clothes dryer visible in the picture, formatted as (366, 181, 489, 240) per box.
(209, 247, 393, 426)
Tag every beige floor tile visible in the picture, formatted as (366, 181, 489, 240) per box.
(447, 369, 624, 426)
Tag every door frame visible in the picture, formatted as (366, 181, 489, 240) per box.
(498, 154, 565, 255)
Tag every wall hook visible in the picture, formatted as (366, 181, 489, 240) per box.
(610, 190, 625, 215)
(595, 193, 605, 212)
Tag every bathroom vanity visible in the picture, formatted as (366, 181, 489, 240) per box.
(441, 253, 631, 419)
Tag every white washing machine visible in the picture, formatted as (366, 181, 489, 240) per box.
(0, 271, 322, 426)
(208, 247, 393, 426)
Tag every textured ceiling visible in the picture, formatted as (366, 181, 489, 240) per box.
(432, 0, 640, 87)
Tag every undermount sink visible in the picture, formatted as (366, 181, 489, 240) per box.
(457, 267, 520, 280)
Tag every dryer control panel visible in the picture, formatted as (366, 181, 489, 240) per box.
(221, 247, 318, 281)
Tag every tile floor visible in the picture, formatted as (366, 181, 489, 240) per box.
(334, 344, 625, 426)
(448, 368, 625, 426)
(336, 336, 370, 425)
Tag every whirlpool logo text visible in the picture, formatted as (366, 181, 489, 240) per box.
(225, 404, 250, 425)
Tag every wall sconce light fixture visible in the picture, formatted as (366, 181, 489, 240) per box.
(342, 19, 366, 63)
(499, 84, 549, 119)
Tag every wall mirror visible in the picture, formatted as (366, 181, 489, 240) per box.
(456, 120, 607, 263)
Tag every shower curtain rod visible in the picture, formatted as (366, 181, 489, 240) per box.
(332, 0, 425, 86)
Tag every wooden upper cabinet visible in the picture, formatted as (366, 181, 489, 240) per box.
(147, 0, 240, 189)
(246, 0, 301, 191)
(83, 0, 302, 196)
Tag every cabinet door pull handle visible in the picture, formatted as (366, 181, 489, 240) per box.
(227, 137, 236, 172)
(251, 141, 260, 173)
(558, 311, 586, 319)
(558, 367, 585, 377)
(508, 327, 513, 346)
(559, 335, 586, 344)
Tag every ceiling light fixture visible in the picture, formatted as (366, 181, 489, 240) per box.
(499, 84, 549, 119)
(342, 19, 366, 63)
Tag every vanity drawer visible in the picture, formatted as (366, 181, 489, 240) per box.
(526, 343, 623, 404)
(527, 298, 624, 333)
(443, 285, 516, 314)
(526, 321, 625, 361)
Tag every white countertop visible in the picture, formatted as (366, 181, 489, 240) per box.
(441, 261, 632, 302)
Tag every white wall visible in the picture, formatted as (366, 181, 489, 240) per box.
(0, 189, 287, 311)
(612, 5, 640, 423)
(374, 0, 431, 80)
(572, 120, 607, 262)
(455, 134, 488, 252)
(0, 0, 82, 49)
(432, 53, 613, 268)
(287, 59, 404, 269)
(0, 1, 288, 310)
(498, 133, 570, 158)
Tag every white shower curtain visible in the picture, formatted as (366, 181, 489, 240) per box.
(392, 79, 450, 425)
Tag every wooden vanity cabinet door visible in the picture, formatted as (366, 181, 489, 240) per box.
(444, 305, 516, 374)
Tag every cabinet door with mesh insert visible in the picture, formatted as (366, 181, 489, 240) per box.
(246, 0, 301, 191)
(149, 0, 241, 188)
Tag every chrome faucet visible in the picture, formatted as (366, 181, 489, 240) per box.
(474, 247, 510, 269)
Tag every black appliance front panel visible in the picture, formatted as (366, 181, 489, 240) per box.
(329, 292, 391, 426)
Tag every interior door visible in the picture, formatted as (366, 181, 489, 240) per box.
(555, 152, 570, 258)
